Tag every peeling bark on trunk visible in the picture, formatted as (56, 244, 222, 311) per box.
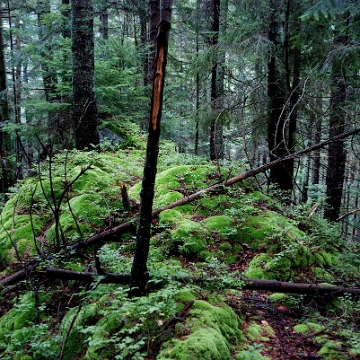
(129, 0, 173, 297)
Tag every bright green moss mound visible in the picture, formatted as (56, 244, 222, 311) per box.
(240, 210, 305, 250)
(203, 215, 233, 238)
(129, 165, 217, 208)
(171, 219, 210, 258)
(158, 300, 245, 360)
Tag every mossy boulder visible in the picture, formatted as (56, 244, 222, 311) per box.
(203, 215, 233, 239)
(158, 300, 245, 360)
(171, 219, 210, 258)
(239, 210, 305, 250)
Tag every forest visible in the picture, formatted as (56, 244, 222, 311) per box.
(0, 0, 360, 359)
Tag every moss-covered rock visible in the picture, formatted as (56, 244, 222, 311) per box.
(158, 300, 245, 360)
(171, 219, 210, 258)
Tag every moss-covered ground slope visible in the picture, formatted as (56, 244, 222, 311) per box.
(0, 145, 360, 359)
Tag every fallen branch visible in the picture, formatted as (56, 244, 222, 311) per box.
(40, 268, 360, 297)
(336, 207, 360, 222)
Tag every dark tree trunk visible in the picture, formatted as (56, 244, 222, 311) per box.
(209, 0, 221, 161)
(267, 0, 289, 190)
(71, 0, 99, 150)
(130, 0, 173, 297)
(100, 2, 109, 40)
(267, 0, 301, 192)
(324, 59, 347, 221)
(147, 0, 160, 86)
(312, 97, 322, 185)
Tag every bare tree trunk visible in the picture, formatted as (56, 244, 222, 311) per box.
(130, 0, 173, 297)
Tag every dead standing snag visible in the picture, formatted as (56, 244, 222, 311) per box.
(129, 0, 173, 297)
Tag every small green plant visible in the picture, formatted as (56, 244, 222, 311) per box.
(236, 343, 269, 360)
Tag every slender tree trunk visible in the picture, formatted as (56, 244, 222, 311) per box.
(147, 0, 160, 84)
(100, 2, 109, 40)
(194, 0, 201, 156)
(312, 96, 322, 185)
(0, 0, 10, 191)
(130, 0, 172, 297)
(71, 0, 99, 150)
(8, 11, 23, 181)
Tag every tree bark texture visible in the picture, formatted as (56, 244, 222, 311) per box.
(267, 0, 292, 191)
(71, 0, 99, 150)
(130, 0, 172, 297)
(0, 0, 10, 192)
(209, 0, 221, 161)
(324, 38, 347, 221)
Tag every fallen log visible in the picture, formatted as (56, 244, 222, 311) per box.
(42, 268, 360, 297)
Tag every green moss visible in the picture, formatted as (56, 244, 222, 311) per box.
(317, 340, 344, 359)
(159, 209, 185, 226)
(68, 193, 108, 226)
(239, 211, 305, 250)
(244, 253, 275, 280)
(171, 219, 210, 258)
(245, 321, 275, 341)
(312, 267, 334, 281)
(197, 195, 229, 216)
(176, 289, 197, 303)
(156, 191, 184, 207)
(203, 216, 233, 238)
(318, 250, 338, 266)
(158, 300, 244, 360)
(220, 242, 232, 253)
(130, 165, 216, 205)
(293, 322, 325, 334)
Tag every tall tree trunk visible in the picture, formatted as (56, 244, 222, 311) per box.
(312, 96, 322, 185)
(324, 64, 347, 221)
(8, 10, 23, 181)
(0, 0, 10, 191)
(100, 1, 109, 40)
(267, 0, 289, 191)
(71, 0, 99, 150)
(209, 0, 220, 161)
(130, 0, 172, 297)
(147, 0, 160, 79)
(194, 0, 201, 156)
(324, 21, 348, 221)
